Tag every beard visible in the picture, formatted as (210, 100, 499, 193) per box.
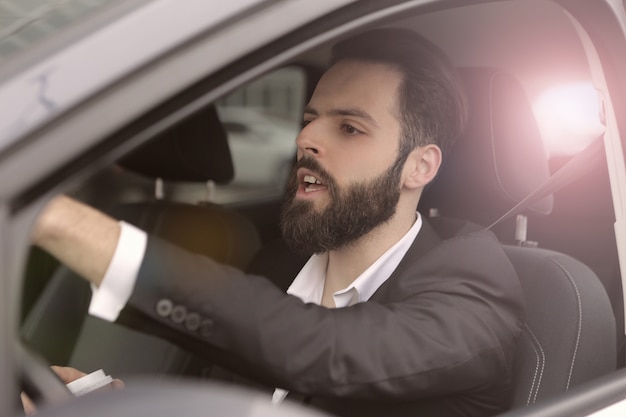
(279, 154, 405, 255)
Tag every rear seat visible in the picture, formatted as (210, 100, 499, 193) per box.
(22, 105, 261, 379)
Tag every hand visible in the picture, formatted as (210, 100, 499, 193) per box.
(49, 366, 86, 384)
(53, 366, 125, 390)
(20, 366, 124, 415)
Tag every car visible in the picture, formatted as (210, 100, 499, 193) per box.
(1, 0, 626, 416)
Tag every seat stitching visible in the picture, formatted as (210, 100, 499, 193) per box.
(525, 325, 546, 405)
(550, 258, 582, 391)
(524, 327, 540, 405)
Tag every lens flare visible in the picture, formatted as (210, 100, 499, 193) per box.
(533, 83, 604, 156)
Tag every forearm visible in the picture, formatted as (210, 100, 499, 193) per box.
(124, 236, 522, 399)
(32, 195, 120, 287)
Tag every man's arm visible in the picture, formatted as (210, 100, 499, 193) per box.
(119, 230, 523, 400)
(32, 195, 120, 287)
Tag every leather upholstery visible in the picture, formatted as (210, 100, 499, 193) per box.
(420, 67, 616, 407)
(419, 67, 553, 227)
(505, 245, 615, 406)
(118, 105, 234, 183)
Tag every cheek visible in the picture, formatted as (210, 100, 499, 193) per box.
(336, 149, 397, 184)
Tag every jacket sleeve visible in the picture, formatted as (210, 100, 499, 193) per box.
(119, 230, 524, 400)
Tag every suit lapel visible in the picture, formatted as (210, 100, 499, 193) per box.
(401, 218, 443, 262)
(369, 217, 442, 301)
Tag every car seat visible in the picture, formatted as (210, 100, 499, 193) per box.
(419, 67, 617, 406)
(21, 104, 262, 379)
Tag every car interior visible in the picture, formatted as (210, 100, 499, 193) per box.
(9, 0, 624, 415)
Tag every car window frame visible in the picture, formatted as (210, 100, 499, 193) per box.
(0, 0, 364, 412)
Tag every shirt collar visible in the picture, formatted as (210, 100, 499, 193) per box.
(287, 212, 423, 307)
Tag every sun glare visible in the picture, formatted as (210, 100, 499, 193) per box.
(533, 83, 604, 156)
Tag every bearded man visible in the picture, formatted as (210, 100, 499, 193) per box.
(33, 29, 524, 417)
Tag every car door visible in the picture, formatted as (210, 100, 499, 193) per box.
(0, 1, 357, 414)
(2, 0, 626, 416)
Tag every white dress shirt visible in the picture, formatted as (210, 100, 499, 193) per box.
(89, 212, 423, 404)
(89, 221, 147, 322)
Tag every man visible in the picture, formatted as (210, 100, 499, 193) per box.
(33, 29, 524, 417)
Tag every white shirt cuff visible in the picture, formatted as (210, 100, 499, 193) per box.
(88, 221, 147, 322)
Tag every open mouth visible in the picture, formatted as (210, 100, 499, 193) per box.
(301, 173, 328, 193)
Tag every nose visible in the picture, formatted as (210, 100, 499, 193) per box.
(296, 122, 324, 158)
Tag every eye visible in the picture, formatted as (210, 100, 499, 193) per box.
(341, 123, 362, 135)
(302, 119, 312, 128)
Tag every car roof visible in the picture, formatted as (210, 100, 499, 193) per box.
(0, 0, 591, 153)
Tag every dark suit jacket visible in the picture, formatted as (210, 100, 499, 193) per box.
(119, 217, 525, 417)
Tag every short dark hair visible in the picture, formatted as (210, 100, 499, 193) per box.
(331, 28, 467, 159)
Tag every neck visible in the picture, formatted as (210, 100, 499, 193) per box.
(321, 203, 417, 305)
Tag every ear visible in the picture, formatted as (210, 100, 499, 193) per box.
(402, 144, 442, 190)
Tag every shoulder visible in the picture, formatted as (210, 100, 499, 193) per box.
(385, 216, 522, 305)
(404, 216, 505, 269)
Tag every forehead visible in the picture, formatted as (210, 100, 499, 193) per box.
(309, 59, 404, 118)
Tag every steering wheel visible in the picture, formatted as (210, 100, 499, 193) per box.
(17, 342, 74, 408)
(15, 342, 333, 417)
(16, 376, 333, 417)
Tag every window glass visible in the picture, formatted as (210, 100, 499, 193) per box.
(0, 0, 112, 62)
(171, 66, 306, 204)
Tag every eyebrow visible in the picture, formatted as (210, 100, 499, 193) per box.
(303, 105, 380, 128)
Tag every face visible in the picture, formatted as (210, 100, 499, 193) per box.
(280, 60, 407, 254)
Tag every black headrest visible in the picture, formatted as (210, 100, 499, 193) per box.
(419, 67, 553, 227)
(118, 105, 234, 183)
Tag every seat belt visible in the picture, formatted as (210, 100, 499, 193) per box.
(488, 134, 605, 231)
